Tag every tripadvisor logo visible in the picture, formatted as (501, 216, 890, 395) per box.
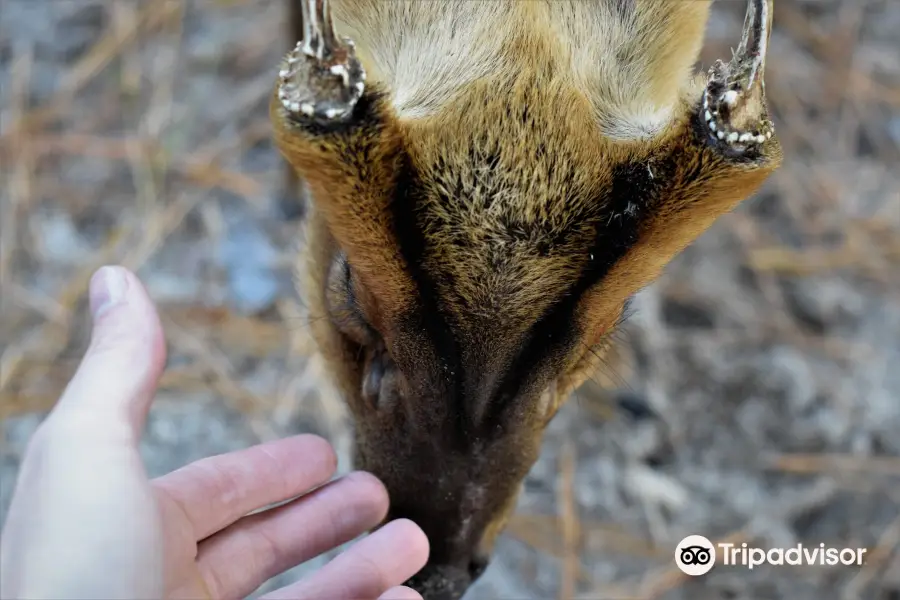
(675, 535, 868, 576)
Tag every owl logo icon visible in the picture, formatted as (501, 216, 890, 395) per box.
(675, 535, 716, 576)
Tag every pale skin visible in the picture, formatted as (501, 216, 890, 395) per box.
(0, 265, 430, 600)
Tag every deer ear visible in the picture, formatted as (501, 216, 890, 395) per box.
(580, 0, 782, 327)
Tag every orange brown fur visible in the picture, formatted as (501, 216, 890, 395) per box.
(272, 1, 782, 597)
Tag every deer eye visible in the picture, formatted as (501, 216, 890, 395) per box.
(325, 254, 379, 347)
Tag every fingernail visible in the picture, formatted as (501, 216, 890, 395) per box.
(89, 266, 129, 318)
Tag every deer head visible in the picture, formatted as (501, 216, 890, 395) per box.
(271, 1, 781, 598)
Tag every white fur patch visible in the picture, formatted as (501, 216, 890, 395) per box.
(330, 0, 709, 139)
(332, 1, 512, 119)
(599, 104, 673, 140)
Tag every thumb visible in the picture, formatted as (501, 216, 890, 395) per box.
(0, 266, 167, 599)
(47, 265, 166, 440)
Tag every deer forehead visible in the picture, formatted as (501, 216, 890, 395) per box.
(392, 93, 642, 330)
(333, 0, 710, 139)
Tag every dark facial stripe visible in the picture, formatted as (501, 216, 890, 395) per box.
(388, 152, 468, 445)
(486, 158, 670, 426)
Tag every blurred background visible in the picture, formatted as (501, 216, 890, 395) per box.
(1, 0, 898, 598)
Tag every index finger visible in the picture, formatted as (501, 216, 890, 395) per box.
(152, 434, 337, 541)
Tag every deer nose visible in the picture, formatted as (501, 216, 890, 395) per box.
(405, 564, 471, 600)
(403, 553, 491, 600)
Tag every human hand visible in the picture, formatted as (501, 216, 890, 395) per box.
(0, 265, 429, 600)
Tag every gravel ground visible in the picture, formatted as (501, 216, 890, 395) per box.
(2, 1, 899, 599)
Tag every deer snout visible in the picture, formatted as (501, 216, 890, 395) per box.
(403, 553, 490, 600)
(379, 488, 498, 599)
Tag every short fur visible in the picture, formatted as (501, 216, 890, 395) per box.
(272, 1, 781, 598)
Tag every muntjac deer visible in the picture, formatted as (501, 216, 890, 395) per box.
(271, 1, 781, 598)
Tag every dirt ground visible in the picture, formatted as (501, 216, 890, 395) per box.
(1, 1, 898, 598)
